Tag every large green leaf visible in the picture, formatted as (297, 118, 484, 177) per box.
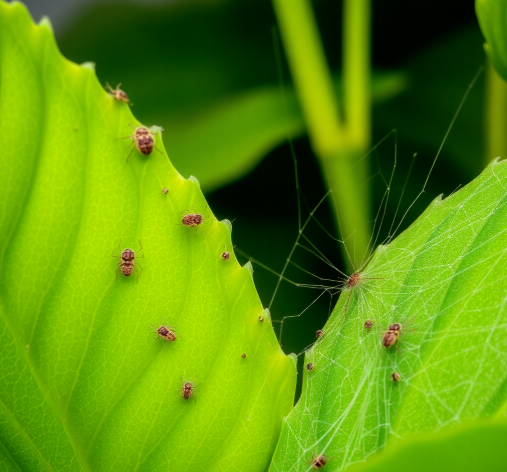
(347, 418, 507, 472)
(0, 2, 296, 471)
(269, 157, 507, 471)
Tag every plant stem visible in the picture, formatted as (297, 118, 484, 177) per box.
(272, 0, 343, 155)
(341, 0, 371, 269)
(343, 0, 371, 149)
(272, 0, 372, 271)
(485, 58, 507, 166)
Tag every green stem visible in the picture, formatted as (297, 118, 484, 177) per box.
(273, 0, 372, 271)
(343, 0, 371, 148)
(272, 0, 343, 156)
(485, 58, 507, 166)
(321, 150, 372, 270)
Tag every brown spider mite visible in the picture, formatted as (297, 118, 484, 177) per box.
(163, 187, 168, 195)
(311, 454, 327, 470)
(391, 372, 400, 382)
(221, 245, 236, 261)
(106, 82, 129, 103)
(124, 125, 162, 162)
(364, 320, 373, 330)
(382, 323, 402, 349)
(241, 352, 246, 358)
(258, 315, 264, 322)
(181, 378, 198, 400)
(152, 324, 177, 342)
(306, 362, 315, 371)
(180, 207, 210, 234)
(315, 329, 324, 339)
(112, 240, 143, 279)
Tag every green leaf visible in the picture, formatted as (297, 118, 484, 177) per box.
(269, 157, 507, 471)
(346, 418, 507, 472)
(476, 0, 507, 82)
(0, 2, 296, 471)
(57, 0, 406, 193)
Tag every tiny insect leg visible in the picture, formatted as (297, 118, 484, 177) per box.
(136, 240, 144, 258)
(126, 141, 135, 162)
(135, 263, 143, 282)
(111, 239, 122, 258)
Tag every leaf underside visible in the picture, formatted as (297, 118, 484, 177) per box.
(270, 157, 507, 471)
(0, 3, 296, 471)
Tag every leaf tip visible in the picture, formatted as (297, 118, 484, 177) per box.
(150, 125, 164, 135)
(432, 194, 444, 205)
(243, 261, 254, 275)
(188, 175, 200, 188)
(487, 156, 502, 167)
(81, 61, 96, 72)
(221, 219, 233, 233)
(38, 15, 53, 34)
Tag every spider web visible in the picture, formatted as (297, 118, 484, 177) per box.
(269, 154, 507, 471)
(234, 69, 507, 470)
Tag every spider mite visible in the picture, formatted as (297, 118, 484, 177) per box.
(241, 352, 246, 358)
(106, 82, 129, 103)
(310, 454, 327, 470)
(221, 245, 236, 261)
(152, 324, 177, 342)
(163, 187, 168, 195)
(391, 372, 400, 382)
(180, 378, 198, 401)
(180, 207, 210, 234)
(258, 315, 264, 322)
(382, 323, 402, 349)
(315, 329, 324, 339)
(112, 240, 143, 279)
(364, 320, 373, 330)
(124, 126, 162, 162)
(306, 362, 315, 372)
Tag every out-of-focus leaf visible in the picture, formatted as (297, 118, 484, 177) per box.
(58, 0, 407, 193)
(345, 419, 507, 472)
(167, 73, 407, 192)
(476, 0, 507, 82)
(0, 2, 296, 470)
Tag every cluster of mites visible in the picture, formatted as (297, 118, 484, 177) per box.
(307, 321, 403, 468)
(108, 84, 240, 399)
(307, 273, 404, 388)
(308, 321, 403, 383)
(113, 241, 236, 400)
(106, 83, 163, 162)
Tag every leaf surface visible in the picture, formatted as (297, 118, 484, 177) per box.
(0, 3, 296, 471)
(270, 157, 507, 471)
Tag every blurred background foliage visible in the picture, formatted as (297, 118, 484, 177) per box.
(24, 0, 489, 397)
